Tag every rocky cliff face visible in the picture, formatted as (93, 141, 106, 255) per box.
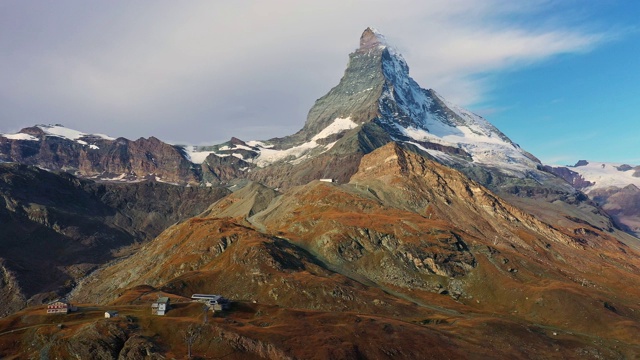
(0, 125, 200, 184)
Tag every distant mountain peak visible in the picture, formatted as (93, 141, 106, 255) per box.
(184, 27, 544, 180)
(359, 27, 388, 51)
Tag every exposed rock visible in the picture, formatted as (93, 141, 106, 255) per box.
(0, 128, 200, 184)
(541, 165, 595, 190)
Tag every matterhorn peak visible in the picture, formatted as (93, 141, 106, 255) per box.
(359, 27, 388, 51)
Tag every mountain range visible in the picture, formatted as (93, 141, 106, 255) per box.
(1, 28, 640, 358)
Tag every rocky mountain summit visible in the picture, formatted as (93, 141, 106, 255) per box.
(2, 28, 640, 358)
(184, 27, 554, 192)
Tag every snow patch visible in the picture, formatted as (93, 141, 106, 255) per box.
(312, 117, 358, 141)
(1, 133, 39, 141)
(246, 140, 271, 148)
(252, 117, 356, 167)
(254, 140, 319, 167)
(233, 144, 254, 151)
(181, 145, 218, 164)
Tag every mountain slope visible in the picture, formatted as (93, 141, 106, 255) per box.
(0, 163, 228, 316)
(71, 144, 640, 353)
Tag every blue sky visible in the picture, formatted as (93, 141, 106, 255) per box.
(0, 0, 637, 165)
(478, 2, 640, 165)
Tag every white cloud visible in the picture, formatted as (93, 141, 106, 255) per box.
(0, 0, 612, 143)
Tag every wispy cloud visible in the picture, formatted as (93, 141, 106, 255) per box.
(0, 0, 616, 142)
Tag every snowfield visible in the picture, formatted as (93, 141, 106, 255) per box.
(38, 124, 115, 141)
(569, 161, 640, 192)
(1, 124, 114, 150)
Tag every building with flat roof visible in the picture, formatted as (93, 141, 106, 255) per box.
(191, 294, 230, 311)
(47, 299, 76, 314)
(152, 297, 170, 315)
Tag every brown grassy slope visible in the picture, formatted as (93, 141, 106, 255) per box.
(2, 299, 635, 359)
(250, 143, 640, 342)
(70, 218, 426, 319)
(67, 143, 640, 355)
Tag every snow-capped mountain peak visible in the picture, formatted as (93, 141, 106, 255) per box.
(366, 31, 540, 173)
(187, 28, 542, 176)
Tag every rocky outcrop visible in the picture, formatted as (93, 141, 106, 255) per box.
(201, 152, 252, 185)
(542, 164, 595, 190)
(0, 260, 25, 317)
(0, 128, 200, 184)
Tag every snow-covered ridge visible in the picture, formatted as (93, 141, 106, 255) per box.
(254, 117, 357, 167)
(37, 124, 116, 141)
(1, 124, 115, 150)
(568, 161, 640, 192)
(182, 117, 358, 167)
(375, 43, 537, 172)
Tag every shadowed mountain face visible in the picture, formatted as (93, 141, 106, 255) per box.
(0, 163, 229, 316)
(590, 184, 640, 236)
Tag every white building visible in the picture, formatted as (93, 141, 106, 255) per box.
(152, 297, 170, 315)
